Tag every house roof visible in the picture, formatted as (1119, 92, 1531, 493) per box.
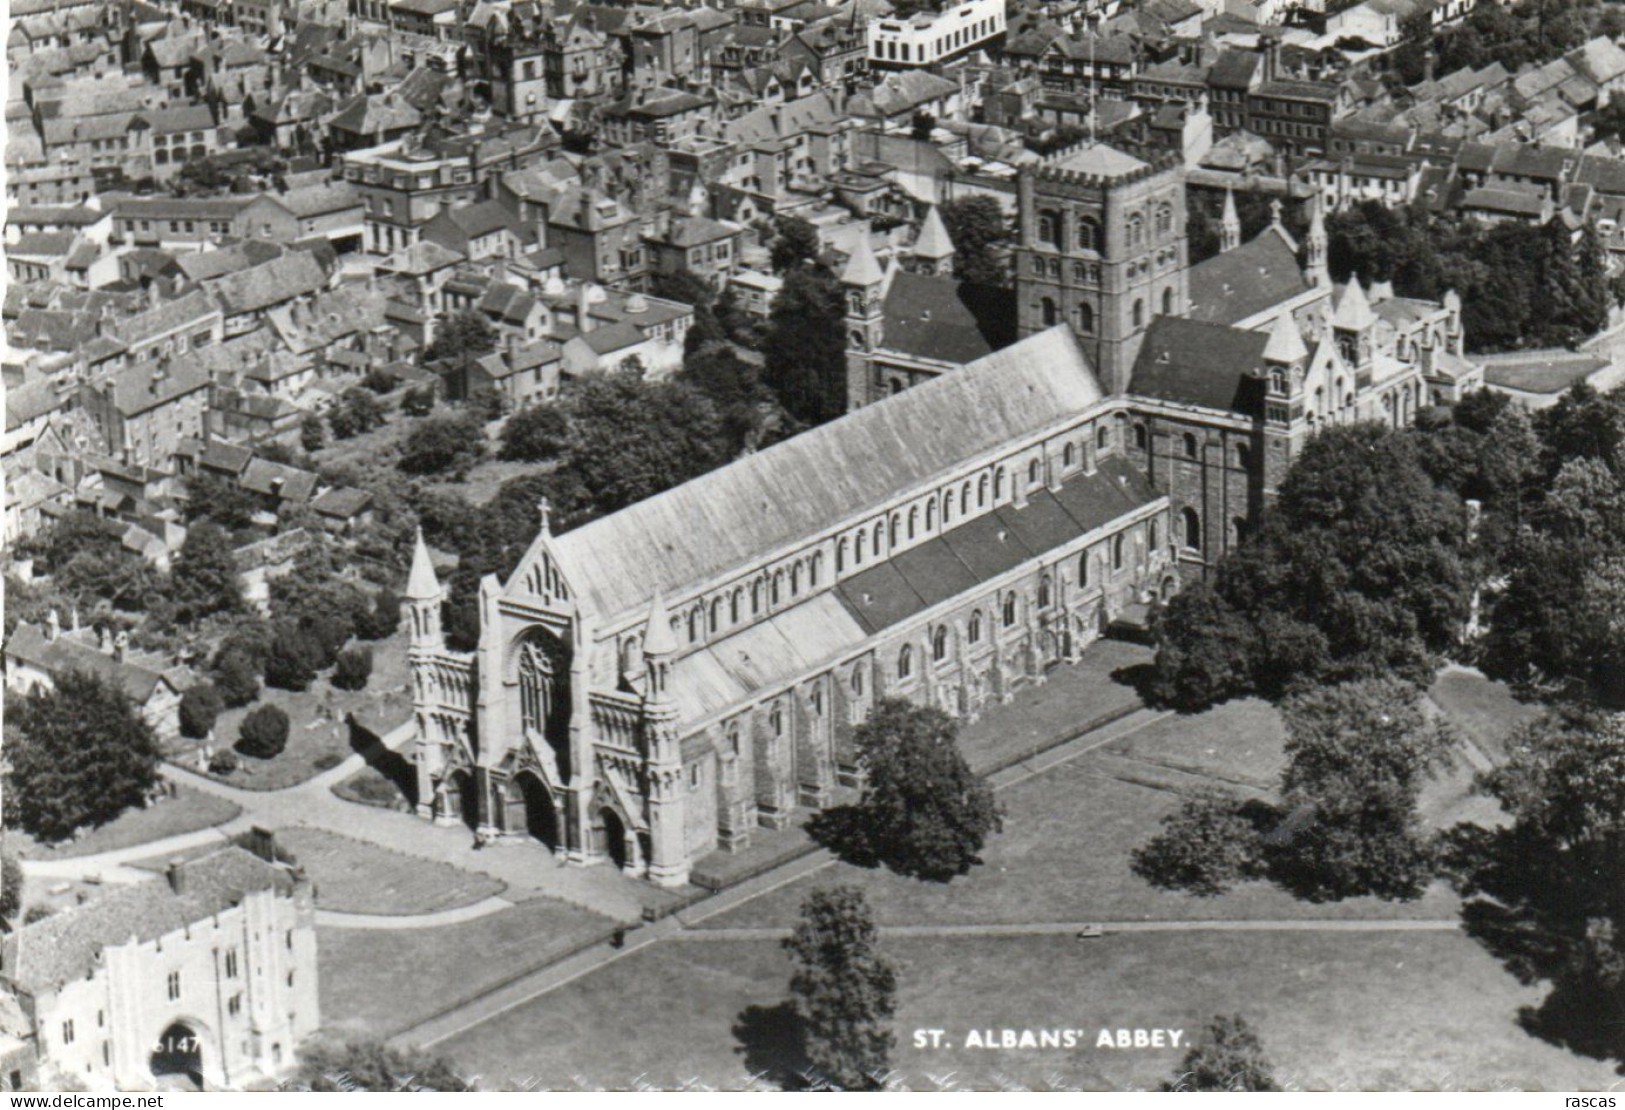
(3, 622, 173, 706)
(208, 251, 328, 316)
(551, 326, 1106, 622)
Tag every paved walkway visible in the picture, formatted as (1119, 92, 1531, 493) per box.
(316, 896, 515, 930)
(22, 722, 653, 922)
(676, 919, 1462, 942)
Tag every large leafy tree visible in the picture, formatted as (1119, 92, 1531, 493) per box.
(21, 512, 158, 613)
(837, 698, 1000, 881)
(5, 670, 162, 842)
(498, 403, 570, 462)
(938, 195, 1010, 286)
(784, 886, 898, 1090)
(423, 311, 497, 367)
(185, 469, 261, 532)
(167, 522, 244, 625)
(769, 216, 821, 274)
(762, 265, 845, 424)
(397, 411, 485, 475)
(1150, 423, 1473, 708)
(1162, 1015, 1281, 1092)
(328, 388, 386, 440)
(1445, 710, 1625, 1064)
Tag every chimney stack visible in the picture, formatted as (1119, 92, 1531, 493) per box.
(45, 609, 60, 642)
(113, 630, 129, 662)
(165, 858, 187, 894)
(577, 283, 593, 332)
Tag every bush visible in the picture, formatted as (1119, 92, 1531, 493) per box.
(332, 646, 373, 691)
(398, 412, 485, 475)
(209, 748, 239, 774)
(402, 386, 435, 417)
(357, 586, 401, 640)
(264, 623, 323, 691)
(313, 752, 345, 771)
(1131, 793, 1264, 897)
(179, 684, 225, 740)
(212, 649, 261, 707)
(237, 704, 290, 759)
(500, 404, 571, 462)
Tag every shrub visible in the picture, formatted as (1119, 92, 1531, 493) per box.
(357, 586, 401, 640)
(332, 646, 373, 691)
(1131, 793, 1264, 897)
(264, 623, 322, 691)
(500, 404, 570, 461)
(237, 704, 290, 759)
(401, 386, 435, 417)
(212, 649, 261, 707)
(209, 748, 239, 774)
(23, 905, 54, 924)
(397, 412, 485, 475)
(179, 684, 225, 740)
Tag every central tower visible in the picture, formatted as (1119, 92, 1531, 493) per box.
(1015, 146, 1188, 394)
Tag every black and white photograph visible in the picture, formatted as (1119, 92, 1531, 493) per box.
(1, 0, 1623, 1091)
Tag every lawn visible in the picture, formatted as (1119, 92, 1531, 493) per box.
(275, 828, 505, 915)
(11, 786, 241, 861)
(190, 632, 412, 791)
(318, 898, 617, 1040)
(421, 456, 555, 508)
(434, 929, 1620, 1091)
(1428, 666, 1543, 763)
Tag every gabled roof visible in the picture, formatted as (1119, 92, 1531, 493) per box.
(4, 622, 173, 706)
(1128, 316, 1268, 416)
(1186, 228, 1309, 326)
(551, 326, 1105, 623)
(878, 271, 1015, 365)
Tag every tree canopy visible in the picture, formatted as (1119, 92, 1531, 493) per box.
(1162, 1015, 1281, 1092)
(5, 670, 163, 842)
(938, 195, 1010, 287)
(762, 264, 846, 424)
(784, 886, 898, 1090)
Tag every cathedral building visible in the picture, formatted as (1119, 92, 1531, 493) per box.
(406, 327, 1177, 886)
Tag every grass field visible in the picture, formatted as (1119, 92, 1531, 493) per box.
(11, 786, 241, 861)
(277, 828, 505, 915)
(434, 929, 1619, 1091)
(1428, 666, 1543, 763)
(318, 899, 617, 1040)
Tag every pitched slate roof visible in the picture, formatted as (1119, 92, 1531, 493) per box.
(551, 326, 1105, 622)
(0, 848, 291, 993)
(3, 622, 173, 705)
(878, 271, 1015, 365)
(1128, 315, 1269, 415)
(1187, 228, 1309, 325)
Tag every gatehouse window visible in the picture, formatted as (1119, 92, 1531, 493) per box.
(898, 644, 914, 678)
(933, 626, 949, 661)
(1132, 299, 1144, 328)
(1041, 296, 1057, 327)
(1079, 549, 1090, 587)
(1162, 287, 1174, 316)
(1183, 432, 1198, 459)
(1077, 216, 1100, 251)
(1038, 575, 1052, 608)
(1077, 301, 1094, 333)
(1113, 534, 1126, 571)
(1038, 208, 1061, 246)
(1236, 442, 1251, 468)
(1134, 424, 1147, 449)
(1150, 520, 1160, 550)
(1002, 592, 1017, 627)
(1028, 459, 1040, 484)
(851, 666, 864, 695)
(1063, 442, 1074, 467)
(1097, 426, 1109, 450)
(969, 610, 983, 642)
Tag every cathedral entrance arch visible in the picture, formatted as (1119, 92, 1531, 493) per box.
(511, 627, 573, 782)
(450, 769, 480, 831)
(150, 1021, 204, 1089)
(509, 771, 560, 849)
(600, 808, 629, 870)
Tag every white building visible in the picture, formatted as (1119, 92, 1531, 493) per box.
(0, 845, 319, 1091)
(868, 0, 1006, 69)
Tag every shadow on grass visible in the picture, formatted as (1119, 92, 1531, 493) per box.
(733, 1001, 811, 1090)
(347, 715, 419, 808)
(804, 806, 881, 871)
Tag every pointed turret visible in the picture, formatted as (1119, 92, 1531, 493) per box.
(641, 590, 678, 660)
(1332, 276, 1376, 331)
(1305, 194, 1329, 287)
(1220, 188, 1241, 254)
(1263, 312, 1308, 365)
(840, 233, 884, 287)
(405, 527, 444, 650)
(406, 526, 440, 601)
(910, 206, 955, 276)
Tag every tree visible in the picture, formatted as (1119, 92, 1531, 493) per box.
(22, 512, 159, 612)
(423, 311, 498, 367)
(300, 413, 326, 453)
(1450, 709, 1625, 1064)
(358, 586, 401, 640)
(167, 522, 243, 625)
(1132, 792, 1263, 897)
(4, 670, 162, 842)
(292, 1038, 471, 1092)
(237, 703, 290, 759)
(185, 470, 261, 533)
(762, 265, 845, 423)
(498, 403, 570, 462)
(651, 267, 716, 310)
(910, 111, 935, 139)
(769, 216, 821, 274)
(179, 684, 225, 740)
(844, 698, 1000, 881)
(332, 646, 373, 691)
(398, 411, 485, 475)
(327, 388, 386, 440)
(1268, 678, 1455, 902)
(1146, 582, 1261, 711)
(1162, 1015, 1281, 1091)
(401, 386, 435, 418)
(212, 647, 262, 707)
(784, 887, 898, 1090)
(2, 848, 23, 926)
(264, 622, 323, 691)
(939, 195, 1010, 286)
(681, 342, 776, 453)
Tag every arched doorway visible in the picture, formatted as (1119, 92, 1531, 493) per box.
(151, 1022, 204, 1089)
(600, 808, 629, 870)
(511, 771, 559, 849)
(450, 769, 480, 832)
